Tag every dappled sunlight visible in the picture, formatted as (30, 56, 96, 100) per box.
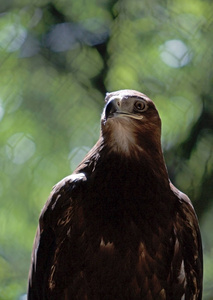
(5, 133, 36, 165)
(0, 0, 212, 299)
(159, 39, 192, 68)
(176, 131, 213, 196)
(157, 94, 203, 149)
(0, 19, 27, 53)
(69, 146, 91, 171)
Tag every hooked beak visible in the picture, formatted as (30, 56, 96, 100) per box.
(105, 97, 121, 120)
(104, 97, 143, 121)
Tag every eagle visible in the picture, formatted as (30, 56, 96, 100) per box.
(28, 90, 203, 300)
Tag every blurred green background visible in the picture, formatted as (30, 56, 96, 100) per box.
(0, 0, 213, 299)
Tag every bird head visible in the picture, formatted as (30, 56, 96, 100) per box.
(101, 90, 162, 156)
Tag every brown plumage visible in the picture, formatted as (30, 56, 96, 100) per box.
(28, 90, 203, 300)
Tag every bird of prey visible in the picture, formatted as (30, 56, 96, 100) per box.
(28, 90, 203, 300)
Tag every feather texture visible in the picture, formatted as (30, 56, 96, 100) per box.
(28, 90, 202, 300)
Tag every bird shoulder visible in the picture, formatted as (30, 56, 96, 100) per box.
(38, 172, 86, 230)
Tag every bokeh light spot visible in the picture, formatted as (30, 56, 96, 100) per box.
(159, 39, 192, 68)
(6, 133, 36, 164)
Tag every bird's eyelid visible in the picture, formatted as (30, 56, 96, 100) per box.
(123, 95, 147, 102)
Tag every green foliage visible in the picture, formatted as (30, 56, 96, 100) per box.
(0, 0, 212, 298)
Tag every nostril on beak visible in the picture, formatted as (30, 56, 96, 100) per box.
(105, 97, 121, 120)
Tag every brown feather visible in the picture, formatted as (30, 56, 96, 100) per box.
(28, 90, 202, 300)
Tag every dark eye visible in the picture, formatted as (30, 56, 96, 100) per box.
(134, 100, 147, 112)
